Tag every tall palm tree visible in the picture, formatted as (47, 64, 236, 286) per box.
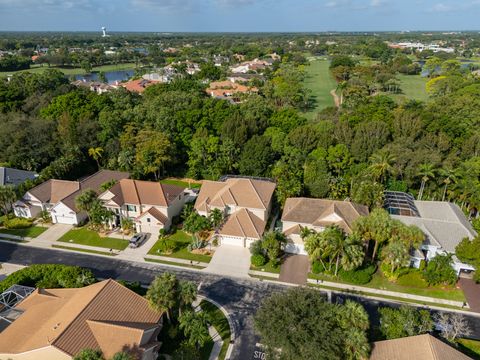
(341, 234, 365, 271)
(417, 163, 436, 200)
(208, 208, 224, 231)
(179, 310, 210, 349)
(336, 81, 348, 105)
(75, 189, 98, 223)
(381, 239, 410, 273)
(343, 328, 370, 360)
(320, 225, 346, 276)
(146, 273, 178, 324)
(369, 151, 396, 184)
(439, 167, 457, 202)
(353, 208, 392, 262)
(304, 232, 329, 272)
(88, 147, 104, 169)
(178, 280, 197, 316)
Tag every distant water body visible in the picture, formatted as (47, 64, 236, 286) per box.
(74, 69, 134, 84)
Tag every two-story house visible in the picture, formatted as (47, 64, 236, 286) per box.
(194, 177, 276, 247)
(281, 198, 369, 255)
(13, 170, 129, 225)
(98, 179, 187, 234)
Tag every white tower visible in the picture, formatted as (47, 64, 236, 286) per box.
(102, 26, 107, 37)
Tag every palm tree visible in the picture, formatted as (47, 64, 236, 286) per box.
(341, 234, 365, 271)
(369, 151, 396, 184)
(146, 273, 178, 324)
(178, 280, 197, 316)
(417, 163, 436, 200)
(179, 310, 210, 349)
(343, 328, 370, 360)
(381, 239, 410, 273)
(336, 81, 348, 105)
(439, 168, 457, 202)
(318, 225, 345, 276)
(304, 231, 329, 272)
(208, 208, 224, 231)
(75, 189, 98, 223)
(341, 300, 370, 331)
(88, 147, 104, 169)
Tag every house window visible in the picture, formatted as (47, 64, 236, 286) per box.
(127, 205, 136, 212)
(147, 218, 151, 223)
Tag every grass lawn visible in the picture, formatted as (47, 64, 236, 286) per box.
(0, 62, 137, 77)
(303, 58, 337, 119)
(57, 228, 129, 250)
(251, 259, 281, 274)
(388, 74, 429, 102)
(309, 269, 465, 302)
(144, 257, 206, 269)
(52, 244, 117, 256)
(160, 178, 201, 189)
(457, 338, 480, 359)
(0, 226, 47, 238)
(148, 230, 212, 263)
(200, 300, 231, 360)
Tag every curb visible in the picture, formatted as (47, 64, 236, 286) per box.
(196, 295, 236, 360)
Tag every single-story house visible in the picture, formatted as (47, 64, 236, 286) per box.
(0, 167, 37, 186)
(281, 198, 369, 255)
(98, 179, 187, 234)
(370, 334, 470, 360)
(385, 191, 477, 274)
(0, 279, 163, 360)
(13, 170, 129, 225)
(195, 177, 276, 247)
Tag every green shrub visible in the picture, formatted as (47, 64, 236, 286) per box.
(251, 254, 267, 267)
(423, 254, 457, 286)
(0, 264, 96, 292)
(339, 264, 376, 285)
(397, 270, 428, 288)
(249, 239, 263, 256)
(158, 238, 176, 253)
(3, 217, 33, 229)
(311, 261, 324, 274)
(419, 260, 426, 271)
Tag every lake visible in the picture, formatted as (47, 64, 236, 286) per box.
(75, 69, 134, 84)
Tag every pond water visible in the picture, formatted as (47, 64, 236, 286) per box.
(75, 69, 134, 84)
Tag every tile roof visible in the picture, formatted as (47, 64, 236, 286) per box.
(369, 334, 472, 360)
(0, 280, 161, 359)
(136, 207, 169, 225)
(29, 179, 80, 204)
(195, 178, 275, 213)
(205, 80, 258, 97)
(393, 201, 476, 254)
(107, 179, 185, 208)
(121, 79, 159, 93)
(219, 208, 266, 239)
(281, 198, 369, 233)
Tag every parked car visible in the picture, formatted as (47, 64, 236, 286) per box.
(129, 233, 147, 248)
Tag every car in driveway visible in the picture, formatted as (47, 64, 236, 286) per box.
(129, 233, 147, 248)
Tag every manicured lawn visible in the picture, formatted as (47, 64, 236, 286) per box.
(52, 244, 117, 256)
(0, 226, 47, 238)
(160, 178, 202, 189)
(200, 300, 232, 360)
(388, 74, 429, 102)
(251, 260, 281, 274)
(457, 338, 480, 359)
(57, 228, 129, 250)
(0, 62, 137, 77)
(309, 269, 465, 302)
(148, 230, 212, 263)
(303, 57, 338, 119)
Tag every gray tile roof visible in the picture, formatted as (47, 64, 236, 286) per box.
(0, 167, 37, 186)
(392, 201, 476, 254)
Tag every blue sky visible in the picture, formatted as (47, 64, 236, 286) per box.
(0, 0, 479, 32)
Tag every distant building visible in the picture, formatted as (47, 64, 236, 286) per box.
(72, 80, 117, 94)
(205, 80, 258, 103)
(120, 79, 159, 93)
(385, 191, 476, 274)
(0, 279, 163, 360)
(0, 167, 37, 187)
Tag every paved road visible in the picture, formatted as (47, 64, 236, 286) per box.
(1, 242, 480, 360)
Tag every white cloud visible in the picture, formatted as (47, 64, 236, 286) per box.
(430, 2, 452, 12)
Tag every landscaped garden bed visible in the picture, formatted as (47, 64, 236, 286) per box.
(57, 227, 129, 250)
(0, 217, 47, 238)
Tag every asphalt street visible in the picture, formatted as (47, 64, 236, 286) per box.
(1, 242, 480, 360)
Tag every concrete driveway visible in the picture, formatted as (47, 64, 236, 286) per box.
(279, 254, 310, 285)
(35, 224, 73, 244)
(204, 245, 251, 278)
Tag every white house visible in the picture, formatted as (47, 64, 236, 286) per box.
(98, 179, 187, 235)
(386, 191, 476, 275)
(281, 198, 369, 255)
(13, 170, 129, 225)
(194, 177, 276, 247)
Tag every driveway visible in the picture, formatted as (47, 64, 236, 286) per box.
(279, 254, 309, 285)
(35, 224, 73, 243)
(204, 245, 251, 278)
(458, 278, 479, 311)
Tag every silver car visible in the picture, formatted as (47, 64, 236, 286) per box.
(129, 233, 146, 248)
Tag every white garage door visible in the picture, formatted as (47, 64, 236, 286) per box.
(53, 214, 78, 225)
(137, 224, 162, 235)
(285, 243, 307, 255)
(221, 236, 244, 247)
